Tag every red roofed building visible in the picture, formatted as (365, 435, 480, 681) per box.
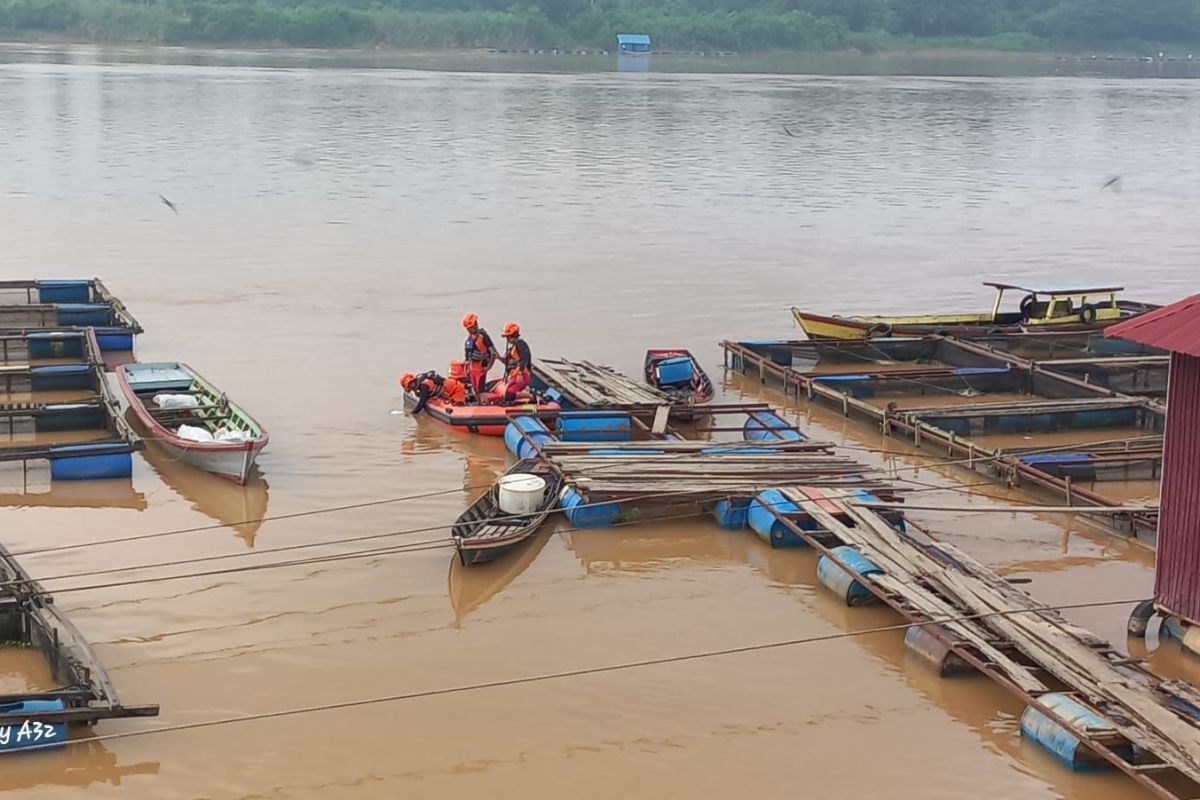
(1108, 293, 1200, 624)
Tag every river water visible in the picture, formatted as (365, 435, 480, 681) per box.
(1, 43, 1198, 799)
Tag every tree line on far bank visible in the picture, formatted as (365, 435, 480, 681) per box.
(1, 0, 1197, 52)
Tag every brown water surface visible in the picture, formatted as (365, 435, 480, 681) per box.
(0, 42, 1196, 800)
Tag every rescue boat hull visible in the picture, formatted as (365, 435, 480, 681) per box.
(402, 389, 559, 436)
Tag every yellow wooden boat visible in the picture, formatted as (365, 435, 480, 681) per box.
(792, 282, 1156, 340)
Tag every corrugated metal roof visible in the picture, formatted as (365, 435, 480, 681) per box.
(617, 34, 652, 45)
(1154, 353, 1200, 622)
(1106, 292, 1200, 358)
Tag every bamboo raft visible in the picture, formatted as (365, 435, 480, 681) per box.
(763, 490, 1200, 797)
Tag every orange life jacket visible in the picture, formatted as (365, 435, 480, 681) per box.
(505, 339, 530, 375)
(465, 330, 492, 362)
(420, 376, 466, 403)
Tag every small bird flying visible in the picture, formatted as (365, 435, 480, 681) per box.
(1100, 175, 1122, 193)
(157, 193, 179, 214)
(782, 124, 799, 138)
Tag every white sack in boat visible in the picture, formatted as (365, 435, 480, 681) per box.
(177, 424, 215, 443)
(155, 394, 200, 409)
(215, 428, 253, 443)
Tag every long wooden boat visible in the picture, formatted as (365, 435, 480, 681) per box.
(451, 458, 561, 566)
(793, 282, 1157, 340)
(402, 378, 559, 436)
(0, 537, 158, 750)
(117, 362, 267, 485)
(643, 349, 715, 420)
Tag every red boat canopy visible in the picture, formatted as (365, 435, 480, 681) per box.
(1106, 292, 1200, 359)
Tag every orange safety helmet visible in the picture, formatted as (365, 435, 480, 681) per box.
(399, 372, 417, 390)
(502, 321, 520, 338)
(462, 313, 479, 330)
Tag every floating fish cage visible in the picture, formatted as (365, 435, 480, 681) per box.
(721, 335, 1162, 542)
(0, 330, 141, 482)
(0, 280, 141, 354)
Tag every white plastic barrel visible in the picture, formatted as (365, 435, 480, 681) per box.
(497, 474, 547, 515)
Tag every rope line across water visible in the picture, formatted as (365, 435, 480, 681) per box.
(8, 595, 1146, 756)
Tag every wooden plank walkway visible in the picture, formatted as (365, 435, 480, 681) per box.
(548, 451, 896, 502)
(771, 488, 1200, 794)
(541, 440, 833, 454)
(897, 396, 1150, 419)
(533, 357, 671, 408)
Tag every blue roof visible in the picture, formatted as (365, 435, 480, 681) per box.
(617, 34, 652, 45)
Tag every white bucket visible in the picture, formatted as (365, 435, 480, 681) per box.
(497, 474, 547, 515)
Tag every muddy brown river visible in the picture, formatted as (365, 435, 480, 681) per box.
(1, 43, 1197, 799)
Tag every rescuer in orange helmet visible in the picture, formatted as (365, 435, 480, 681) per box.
(400, 370, 467, 415)
(461, 313, 501, 403)
(501, 322, 532, 404)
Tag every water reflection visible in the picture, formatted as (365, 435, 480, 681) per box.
(447, 530, 550, 627)
(562, 521, 730, 573)
(137, 428, 270, 547)
(0, 478, 146, 510)
(4, 738, 158, 792)
(400, 419, 508, 497)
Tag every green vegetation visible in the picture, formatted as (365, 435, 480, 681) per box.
(1, 0, 1198, 52)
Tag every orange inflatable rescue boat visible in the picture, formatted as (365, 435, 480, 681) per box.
(400, 361, 559, 436)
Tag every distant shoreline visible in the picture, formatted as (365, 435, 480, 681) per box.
(4, 33, 1200, 69)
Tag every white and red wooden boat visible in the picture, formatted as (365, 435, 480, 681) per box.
(117, 362, 267, 485)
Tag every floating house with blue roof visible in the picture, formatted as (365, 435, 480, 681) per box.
(616, 33, 652, 54)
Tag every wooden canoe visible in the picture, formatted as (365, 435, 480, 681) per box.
(116, 363, 267, 485)
(793, 282, 1156, 340)
(643, 349, 715, 420)
(451, 459, 561, 566)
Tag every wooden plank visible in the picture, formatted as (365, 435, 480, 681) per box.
(650, 405, 670, 435)
(899, 397, 1148, 418)
(832, 502, 1200, 785)
(854, 502, 1158, 514)
(786, 494, 1048, 694)
(542, 440, 834, 453)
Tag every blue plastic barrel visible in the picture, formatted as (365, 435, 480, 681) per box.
(1161, 616, 1188, 641)
(744, 410, 805, 442)
(26, 332, 85, 359)
(49, 445, 133, 480)
(559, 485, 622, 527)
(0, 699, 66, 752)
(747, 489, 808, 547)
(903, 625, 972, 677)
(504, 416, 555, 459)
(36, 280, 92, 304)
(30, 364, 93, 391)
(94, 330, 135, 352)
(709, 498, 750, 530)
(1020, 692, 1132, 770)
(55, 303, 113, 326)
(558, 411, 632, 442)
(817, 545, 883, 605)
